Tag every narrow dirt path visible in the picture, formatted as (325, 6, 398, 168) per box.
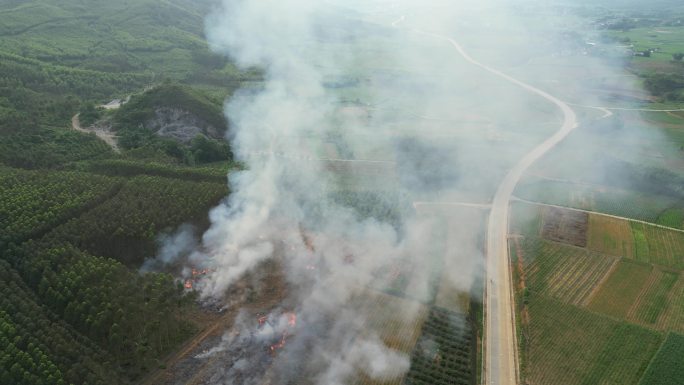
(71, 113, 120, 153)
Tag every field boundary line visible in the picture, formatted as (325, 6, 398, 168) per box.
(581, 257, 620, 307)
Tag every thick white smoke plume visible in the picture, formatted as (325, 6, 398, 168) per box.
(182, 0, 671, 383)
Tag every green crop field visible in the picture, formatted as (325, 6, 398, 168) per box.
(630, 222, 684, 269)
(524, 296, 661, 385)
(628, 270, 680, 327)
(404, 307, 475, 385)
(638, 333, 684, 385)
(656, 208, 684, 229)
(605, 27, 684, 64)
(523, 239, 617, 306)
(587, 259, 653, 318)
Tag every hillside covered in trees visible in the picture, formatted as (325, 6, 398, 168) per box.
(0, 0, 248, 383)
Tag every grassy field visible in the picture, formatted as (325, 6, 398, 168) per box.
(638, 333, 684, 385)
(525, 296, 661, 385)
(605, 26, 684, 65)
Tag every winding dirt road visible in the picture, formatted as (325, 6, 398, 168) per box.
(71, 113, 120, 153)
(416, 30, 578, 385)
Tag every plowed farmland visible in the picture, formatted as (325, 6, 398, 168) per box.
(540, 207, 588, 247)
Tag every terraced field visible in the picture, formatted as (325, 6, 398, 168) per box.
(524, 239, 617, 306)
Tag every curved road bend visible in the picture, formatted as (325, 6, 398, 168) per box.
(416, 30, 578, 385)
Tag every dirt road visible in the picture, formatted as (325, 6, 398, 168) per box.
(71, 113, 120, 153)
(415, 30, 578, 385)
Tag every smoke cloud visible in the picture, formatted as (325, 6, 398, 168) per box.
(169, 0, 675, 383)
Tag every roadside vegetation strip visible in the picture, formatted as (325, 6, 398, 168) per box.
(587, 214, 634, 258)
(587, 259, 653, 319)
(637, 333, 684, 385)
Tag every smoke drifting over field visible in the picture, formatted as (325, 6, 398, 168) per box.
(177, 0, 673, 383)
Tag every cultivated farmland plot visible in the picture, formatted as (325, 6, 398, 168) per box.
(523, 239, 617, 306)
(587, 214, 635, 257)
(587, 259, 653, 319)
(637, 332, 684, 385)
(403, 307, 475, 385)
(630, 222, 684, 269)
(525, 296, 661, 385)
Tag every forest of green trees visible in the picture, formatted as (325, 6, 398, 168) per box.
(0, 0, 250, 383)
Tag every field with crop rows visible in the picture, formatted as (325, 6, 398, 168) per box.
(404, 307, 475, 385)
(657, 276, 684, 333)
(523, 239, 617, 306)
(587, 214, 635, 257)
(638, 333, 684, 385)
(525, 296, 661, 385)
(587, 260, 653, 319)
(630, 222, 684, 269)
(627, 270, 680, 328)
